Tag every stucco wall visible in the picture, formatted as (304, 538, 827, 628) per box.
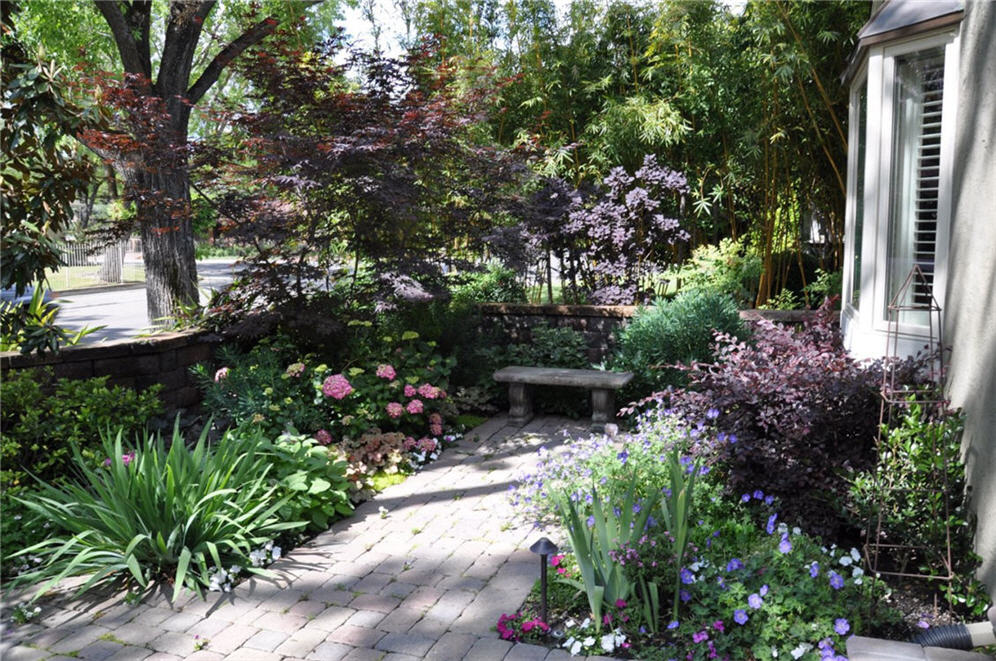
(946, 0, 996, 599)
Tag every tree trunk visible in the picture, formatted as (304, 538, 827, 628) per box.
(98, 240, 124, 283)
(136, 166, 199, 325)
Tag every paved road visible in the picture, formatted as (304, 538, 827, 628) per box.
(55, 259, 241, 344)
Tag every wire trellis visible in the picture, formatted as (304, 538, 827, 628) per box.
(863, 264, 955, 607)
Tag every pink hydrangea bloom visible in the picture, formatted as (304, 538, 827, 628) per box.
(375, 364, 397, 380)
(406, 399, 423, 414)
(285, 362, 306, 378)
(417, 383, 441, 399)
(403, 384, 417, 397)
(314, 429, 333, 445)
(386, 402, 404, 418)
(429, 423, 443, 436)
(429, 412, 442, 425)
(403, 436, 417, 450)
(322, 374, 353, 399)
(417, 437, 437, 452)
(214, 367, 230, 382)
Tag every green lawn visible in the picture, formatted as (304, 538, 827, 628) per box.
(45, 265, 145, 292)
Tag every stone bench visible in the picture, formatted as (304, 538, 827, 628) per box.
(493, 366, 634, 432)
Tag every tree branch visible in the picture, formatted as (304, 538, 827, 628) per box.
(93, 1, 150, 79)
(157, 1, 214, 96)
(186, 1, 322, 105)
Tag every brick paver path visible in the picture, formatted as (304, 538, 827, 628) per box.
(1, 416, 624, 661)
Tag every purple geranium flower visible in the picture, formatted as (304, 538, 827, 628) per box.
(766, 513, 778, 535)
(834, 618, 850, 635)
(733, 610, 748, 625)
(778, 534, 792, 554)
(748, 593, 763, 609)
(810, 562, 820, 577)
(726, 558, 744, 572)
(829, 571, 845, 590)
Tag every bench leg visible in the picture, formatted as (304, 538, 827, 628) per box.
(508, 383, 534, 427)
(590, 388, 615, 433)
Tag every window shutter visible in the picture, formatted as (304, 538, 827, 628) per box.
(912, 58, 944, 306)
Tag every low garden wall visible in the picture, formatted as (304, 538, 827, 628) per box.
(0, 329, 220, 416)
(479, 303, 639, 364)
(478, 303, 820, 364)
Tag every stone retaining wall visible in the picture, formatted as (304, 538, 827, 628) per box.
(478, 303, 640, 364)
(478, 303, 821, 364)
(0, 330, 220, 415)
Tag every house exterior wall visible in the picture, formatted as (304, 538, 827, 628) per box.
(945, 0, 996, 598)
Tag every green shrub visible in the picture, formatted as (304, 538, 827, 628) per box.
(267, 429, 353, 531)
(0, 369, 163, 492)
(491, 323, 591, 416)
(668, 238, 761, 307)
(612, 290, 745, 399)
(848, 403, 988, 616)
(11, 424, 301, 603)
(450, 265, 527, 309)
(507, 323, 590, 369)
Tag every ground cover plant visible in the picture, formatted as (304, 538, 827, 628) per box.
(507, 403, 908, 659)
(0, 369, 163, 576)
(8, 424, 306, 603)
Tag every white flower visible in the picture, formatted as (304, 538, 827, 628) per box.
(264, 540, 273, 551)
(569, 639, 582, 656)
(580, 618, 591, 630)
(777, 522, 789, 535)
(689, 561, 702, 571)
(582, 636, 595, 647)
(565, 619, 577, 628)
(378, 506, 389, 519)
(839, 555, 853, 566)
(772, 647, 779, 657)
(850, 547, 861, 561)
(792, 526, 802, 536)
(790, 643, 812, 659)
(852, 567, 864, 578)
(271, 546, 282, 560)
(600, 633, 616, 652)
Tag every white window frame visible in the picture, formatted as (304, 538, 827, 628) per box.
(843, 28, 959, 357)
(842, 62, 868, 320)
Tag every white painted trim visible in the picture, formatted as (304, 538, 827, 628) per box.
(843, 27, 960, 359)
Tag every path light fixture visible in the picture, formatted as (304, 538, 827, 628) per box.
(529, 536, 559, 626)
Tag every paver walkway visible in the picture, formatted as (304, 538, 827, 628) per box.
(1, 416, 623, 661)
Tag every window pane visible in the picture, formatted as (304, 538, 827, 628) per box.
(852, 82, 867, 308)
(887, 47, 944, 326)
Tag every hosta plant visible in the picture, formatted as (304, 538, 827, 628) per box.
(11, 423, 301, 603)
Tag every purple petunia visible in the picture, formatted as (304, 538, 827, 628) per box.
(834, 618, 850, 635)
(733, 610, 748, 625)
